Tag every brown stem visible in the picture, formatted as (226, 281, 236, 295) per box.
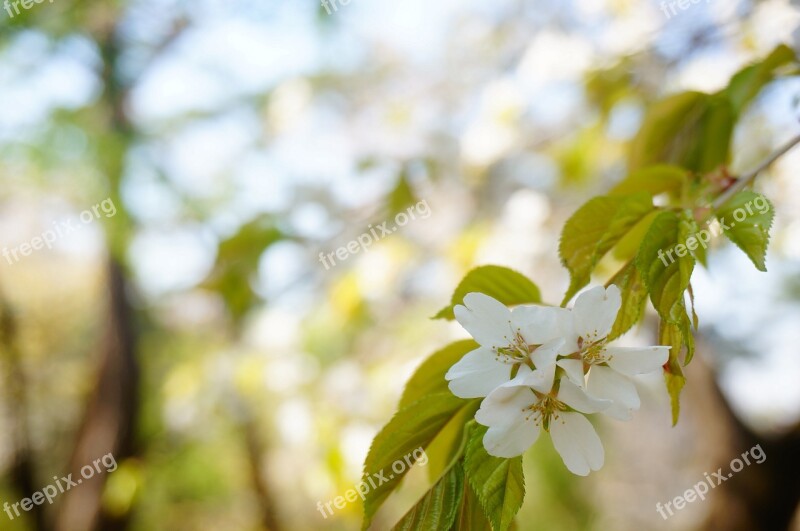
(712, 133, 800, 209)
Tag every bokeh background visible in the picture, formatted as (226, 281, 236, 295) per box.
(2, 0, 800, 529)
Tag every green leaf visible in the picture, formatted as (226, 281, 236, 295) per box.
(399, 340, 478, 410)
(678, 300, 695, 365)
(635, 211, 696, 324)
(695, 95, 736, 173)
(664, 369, 686, 426)
(726, 44, 797, 115)
(630, 92, 735, 173)
(559, 193, 654, 304)
(715, 191, 775, 272)
(611, 210, 659, 261)
(463, 423, 525, 531)
(610, 164, 690, 197)
(630, 91, 705, 170)
(585, 59, 635, 117)
(434, 266, 541, 320)
(362, 394, 478, 530)
(605, 261, 648, 341)
(386, 169, 418, 217)
(450, 478, 493, 531)
(424, 401, 481, 482)
(660, 319, 686, 426)
(202, 216, 284, 322)
(687, 283, 699, 331)
(692, 224, 709, 268)
(392, 463, 465, 531)
(398, 341, 481, 482)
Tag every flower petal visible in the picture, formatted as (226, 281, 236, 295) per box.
(586, 365, 640, 420)
(517, 362, 557, 394)
(454, 293, 512, 348)
(475, 377, 534, 427)
(604, 346, 670, 376)
(530, 338, 565, 370)
(572, 285, 621, 343)
(557, 378, 611, 414)
(550, 412, 604, 476)
(483, 415, 541, 458)
(557, 359, 586, 388)
(511, 305, 573, 346)
(445, 347, 513, 398)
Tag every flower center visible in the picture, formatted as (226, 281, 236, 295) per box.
(494, 331, 533, 364)
(523, 393, 567, 431)
(573, 334, 612, 369)
(582, 342, 608, 364)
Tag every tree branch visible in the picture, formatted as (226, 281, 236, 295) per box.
(712, 133, 800, 209)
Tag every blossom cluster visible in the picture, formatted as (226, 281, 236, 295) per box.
(445, 285, 669, 475)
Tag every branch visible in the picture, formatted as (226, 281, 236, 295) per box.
(712, 133, 800, 209)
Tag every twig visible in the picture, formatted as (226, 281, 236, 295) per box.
(712, 133, 800, 209)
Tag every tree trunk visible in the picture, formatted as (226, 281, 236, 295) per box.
(691, 338, 800, 530)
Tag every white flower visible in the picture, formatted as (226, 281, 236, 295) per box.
(444, 285, 671, 475)
(555, 285, 670, 420)
(475, 357, 610, 475)
(445, 292, 572, 398)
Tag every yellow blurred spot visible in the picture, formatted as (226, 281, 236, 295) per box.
(102, 460, 141, 517)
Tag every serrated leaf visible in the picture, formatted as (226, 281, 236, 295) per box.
(399, 340, 478, 410)
(463, 424, 525, 531)
(362, 394, 478, 530)
(605, 261, 648, 341)
(610, 164, 690, 197)
(450, 478, 493, 531)
(559, 193, 654, 304)
(635, 211, 696, 324)
(434, 266, 541, 320)
(392, 463, 464, 531)
(660, 319, 686, 426)
(715, 191, 775, 272)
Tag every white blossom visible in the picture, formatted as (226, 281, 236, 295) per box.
(475, 361, 609, 475)
(445, 285, 670, 475)
(445, 292, 572, 398)
(555, 285, 670, 420)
